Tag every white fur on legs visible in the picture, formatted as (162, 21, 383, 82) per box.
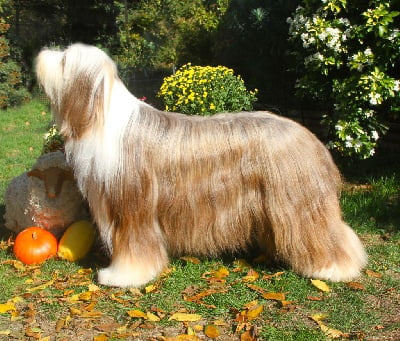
(97, 257, 165, 288)
(310, 224, 368, 282)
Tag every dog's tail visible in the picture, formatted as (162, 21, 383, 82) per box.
(259, 118, 367, 282)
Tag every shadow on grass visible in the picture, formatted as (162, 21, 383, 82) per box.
(337, 149, 400, 234)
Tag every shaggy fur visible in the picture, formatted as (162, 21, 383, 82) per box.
(36, 43, 367, 287)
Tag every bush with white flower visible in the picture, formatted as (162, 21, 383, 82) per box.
(288, 0, 399, 159)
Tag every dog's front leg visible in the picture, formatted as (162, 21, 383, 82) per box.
(97, 222, 168, 288)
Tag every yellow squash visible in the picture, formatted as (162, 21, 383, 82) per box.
(58, 220, 96, 261)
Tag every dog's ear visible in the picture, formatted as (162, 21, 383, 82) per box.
(61, 66, 109, 139)
(60, 47, 115, 139)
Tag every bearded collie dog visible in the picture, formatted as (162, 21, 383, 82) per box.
(36, 43, 367, 287)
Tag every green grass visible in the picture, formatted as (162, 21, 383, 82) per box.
(0, 101, 399, 340)
(0, 100, 50, 201)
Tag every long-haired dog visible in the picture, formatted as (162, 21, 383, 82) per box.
(36, 43, 367, 287)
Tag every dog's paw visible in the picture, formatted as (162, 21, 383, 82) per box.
(97, 264, 157, 288)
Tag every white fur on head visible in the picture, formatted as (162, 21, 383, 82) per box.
(36, 44, 119, 139)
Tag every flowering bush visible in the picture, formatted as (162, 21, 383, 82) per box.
(158, 63, 257, 115)
(288, 0, 399, 159)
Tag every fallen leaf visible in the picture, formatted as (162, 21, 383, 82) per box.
(169, 313, 202, 322)
(80, 310, 103, 318)
(127, 309, 147, 319)
(93, 334, 109, 341)
(145, 284, 157, 293)
(240, 327, 257, 341)
(262, 292, 286, 301)
(204, 324, 220, 338)
(365, 270, 382, 278)
(242, 300, 259, 310)
(88, 284, 101, 292)
(0, 330, 11, 336)
(311, 279, 330, 292)
(310, 313, 329, 322)
(213, 267, 230, 279)
(310, 313, 345, 338)
(0, 302, 16, 314)
(246, 304, 264, 321)
(245, 284, 266, 294)
(307, 295, 323, 301)
(318, 323, 344, 339)
(95, 322, 122, 332)
(262, 271, 284, 280)
(27, 280, 54, 292)
(180, 256, 201, 264)
(346, 282, 365, 290)
(164, 335, 200, 341)
(146, 311, 161, 322)
(242, 269, 259, 283)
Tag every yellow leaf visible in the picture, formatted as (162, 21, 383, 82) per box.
(0, 302, 16, 313)
(27, 280, 54, 292)
(246, 304, 264, 321)
(263, 271, 285, 280)
(94, 334, 109, 341)
(11, 296, 24, 304)
(80, 310, 103, 318)
(262, 292, 286, 301)
(214, 267, 230, 279)
(310, 313, 329, 322)
(169, 313, 202, 322)
(311, 279, 330, 292)
(180, 256, 201, 264)
(204, 324, 220, 338)
(165, 335, 200, 341)
(78, 291, 93, 301)
(242, 269, 259, 283)
(127, 310, 147, 319)
(145, 284, 157, 293)
(242, 300, 259, 310)
(88, 284, 101, 292)
(0, 330, 11, 336)
(319, 323, 344, 338)
(146, 311, 160, 322)
(69, 307, 82, 315)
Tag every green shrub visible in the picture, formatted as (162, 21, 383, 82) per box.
(288, 0, 400, 159)
(0, 19, 30, 108)
(158, 63, 258, 115)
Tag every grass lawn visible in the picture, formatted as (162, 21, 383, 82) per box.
(0, 100, 399, 340)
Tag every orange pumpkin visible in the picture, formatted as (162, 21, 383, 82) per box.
(13, 227, 58, 264)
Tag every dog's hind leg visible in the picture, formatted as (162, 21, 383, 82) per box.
(97, 221, 169, 288)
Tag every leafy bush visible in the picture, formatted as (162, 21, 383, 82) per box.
(288, 0, 399, 159)
(42, 124, 64, 154)
(158, 63, 258, 115)
(0, 19, 30, 108)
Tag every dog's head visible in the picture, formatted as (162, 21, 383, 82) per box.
(36, 44, 117, 139)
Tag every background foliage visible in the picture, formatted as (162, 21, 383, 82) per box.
(288, 0, 400, 159)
